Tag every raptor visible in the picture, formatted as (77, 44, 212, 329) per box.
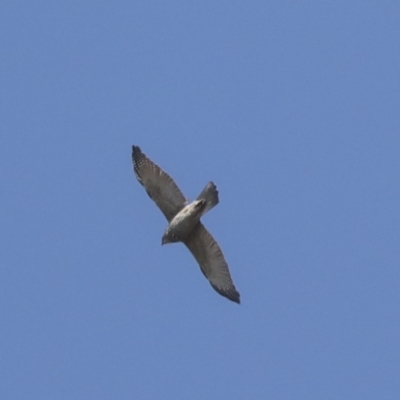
(132, 145, 240, 304)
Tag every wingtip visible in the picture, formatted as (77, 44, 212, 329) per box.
(232, 294, 241, 304)
(226, 292, 241, 304)
(132, 145, 141, 156)
(132, 145, 145, 166)
(211, 283, 241, 304)
(131, 145, 145, 184)
(227, 288, 241, 304)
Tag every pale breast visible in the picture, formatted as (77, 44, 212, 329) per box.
(167, 200, 205, 240)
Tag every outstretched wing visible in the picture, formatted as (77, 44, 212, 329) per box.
(184, 223, 240, 304)
(132, 146, 187, 221)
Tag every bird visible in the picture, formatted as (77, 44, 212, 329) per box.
(131, 145, 240, 304)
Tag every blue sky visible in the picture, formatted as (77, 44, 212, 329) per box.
(1, 2, 399, 399)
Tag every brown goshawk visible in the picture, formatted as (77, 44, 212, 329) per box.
(132, 145, 240, 304)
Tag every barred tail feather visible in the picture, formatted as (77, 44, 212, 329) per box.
(196, 182, 219, 216)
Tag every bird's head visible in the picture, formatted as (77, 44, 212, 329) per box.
(161, 229, 179, 245)
(161, 233, 171, 245)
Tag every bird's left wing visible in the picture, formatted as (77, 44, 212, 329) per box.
(184, 223, 240, 304)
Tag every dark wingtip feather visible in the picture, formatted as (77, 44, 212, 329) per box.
(131, 145, 145, 185)
(211, 283, 241, 304)
(132, 145, 142, 158)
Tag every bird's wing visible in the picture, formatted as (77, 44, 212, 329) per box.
(184, 223, 240, 304)
(132, 146, 187, 221)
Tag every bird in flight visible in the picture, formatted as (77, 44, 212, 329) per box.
(132, 145, 240, 304)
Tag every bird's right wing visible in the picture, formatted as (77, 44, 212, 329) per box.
(184, 223, 240, 304)
(132, 146, 187, 221)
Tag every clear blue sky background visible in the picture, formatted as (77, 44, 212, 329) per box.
(1, 2, 399, 399)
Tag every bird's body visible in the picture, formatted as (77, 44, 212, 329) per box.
(132, 145, 240, 304)
(162, 200, 205, 244)
(162, 182, 218, 244)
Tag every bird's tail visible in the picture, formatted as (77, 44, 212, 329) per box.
(196, 182, 219, 216)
